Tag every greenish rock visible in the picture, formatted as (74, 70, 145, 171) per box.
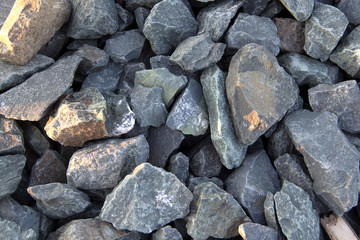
(238, 222, 279, 240)
(0, 219, 22, 240)
(0, 116, 25, 155)
(0, 155, 26, 200)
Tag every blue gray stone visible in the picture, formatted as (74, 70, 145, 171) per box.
(75, 44, 109, 75)
(0, 155, 26, 200)
(238, 223, 279, 240)
(152, 226, 183, 240)
(243, 0, 270, 15)
(168, 152, 190, 184)
(134, 7, 150, 33)
(279, 0, 314, 22)
(337, 0, 360, 25)
(190, 143, 222, 177)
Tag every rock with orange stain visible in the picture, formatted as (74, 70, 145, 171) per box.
(0, 0, 71, 65)
(0, 115, 24, 155)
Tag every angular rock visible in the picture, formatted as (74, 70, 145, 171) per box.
(143, 0, 198, 55)
(27, 183, 91, 219)
(304, 3, 348, 62)
(134, 7, 150, 33)
(279, 0, 314, 22)
(123, 122, 149, 139)
(75, 44, 109, 75)
(274, 181, 320, 240)
(117, 62, 146, 96)
(100, 163, 193, 233)
(225, 150, 281, 224)
(134, 68, 188, 107)
(337, 0, 360, 25)
(0, 0, 15, 28)
(263, 192, 279, 231)
(38, 30, 68, 59)
(345, 133, 360, 152)
(0, 116, 25, 155)
(274, 18, 305, 53)
(243, 0, 270, 15)
(116, 4, 134, 31)
(0, 55, 81, 121)
(169, 33, 225, 72)
(0, 219, 22, 240)
(66, 0, 119, 39)
(285, 110, 360, 215)
(45, 87, 107, 147)
(105, 30, 145, 63)
(168, 152, 190, 184)
(150, 55, 196, 80)
(238, 223, 279, 240)
(125, 0, 162, 11)
(152, 226, 183, 240)
(0, 155, 26, 200)
(226, 43, 299, 145)
(261, 0, 284, 18)
(67, 135, 149, 190)
(225, 14, 280, 56)
(266, 121, 295, 160)
(0, 0, 71, 65)
(21, 122, 50, 156)
(67, 39, 97, 51)
(190, 143, 222, 177)
(201, 66, 247, 169)
(186, 182, 250, 240)
(187, 176, 224, 192)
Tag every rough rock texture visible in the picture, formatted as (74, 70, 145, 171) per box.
(261, 0, 284, 18)
(186, 182, 250, 240)
(167, 152, 190, 184)
(238, 223, 279, 240)
(27, 183, 91, 219)
(266, 120, 295, 160)
(66, 0, 119, 39)
(188, 176, 224, 192)
(45, 87, 107, 147)
(274, 18, 305, 53)
(143, 0, 198, 55)
(263, 192, 279, 231)
(274, 181, 320, 240)
(243, 0, 270, 15)
(116, 3, 134, 32)
(0, 55, 82, 121)
(150, 55, 197, 80)
(21, 122, 50, 156)
(67, 135, 149, 190)
(337, 0, 360, 25)
(0, 116, 25, 155)
(0, 155, 26, 200)
(190, 143, 222, 177)
(279, 0, 314, 22)
(225, 150, 281, 225)
(75, 44, 109, 75)
(134, 7, 150, 33)
(117, 62, 146, 96)
(226, 43, 299, 145)
(304, 3, 348, 62)
(0, 219, 22, 240)
(100, 163, 193, 233)
(152, 226, 183, 240)
(0, 0, 71, 65)
(0, 0, 15, 28)
(201, 66, 247, 169)
(125, 0, 162, 11)
(285, 110, 360, 215)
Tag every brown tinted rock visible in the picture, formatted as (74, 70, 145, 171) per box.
(75, 44, 109, 75)
(0, 0, 71, 65)
(45, 87, 107, 147)
(0, 115, 25, 155)
(274, 18, 305, 53)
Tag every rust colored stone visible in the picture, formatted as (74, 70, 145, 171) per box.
(274, 18, 305, 54)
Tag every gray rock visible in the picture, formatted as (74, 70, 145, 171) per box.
(117, 62, 146, 97)
(130, 85, 168, 127)
(266, 121, 295, 160)
(0, 55, 81, 121)
(100, 163, 193, 233)
(134, 68, 188, 107)
(226, 43, 299, 145)
(143, 0, 198, 55)
(0, 0, 15, 28)
(304, 3, 348, 62)
(243, 0, 270, 15)
(38, 30, 69, 59)
(21, 122, 49, 156)
(190, 143, 222, 177)
(27, 183, 91, 219)
(0, 219, 22, 240)
(337, 0, 360, 25)
(197, 0, 244, 42)
(238, 223, 279, 240)
(152, 226, 183, 240)
(225, 150, 281, 225)
(274, 181, 320, 240)
(225, 14, 280, 56)
(264, 192, 279, 231)
(67, 0, 119, 39)
(274, 18, 305, 54)
(150, 55, 197, 80)
(0, 116, 24, 155)
(278, 52, 340, 87)
(126, 0, 162, 11)
(167, 152, 190, 184)
(279, 0, 314, 22)
(330, 25, 360, 78)
(187, 176, 223, 192)
(345, 133, 360, 152)
(201, 66, 247, 169)
(0, 54, 54, 92)
(67, 135, 149, 190)
(186, 182, 251, 240)
(0, 155, 26, 200)
(75, 44, 109, 75)
(123, 122, 149, 139)
(169, 33, 225, 72)
(116, 4, 134, 31)
(105, 30, 145, 63)
(134, 7, 150, 33)
(261, 0, 284, 18)
(285, 110, 360, 215)
(67, 39, 98, 51)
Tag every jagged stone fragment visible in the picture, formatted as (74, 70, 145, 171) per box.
(75, 44, 109, 75)
(261, 0, 284, 18)
(116, 3, 134, 31)
(167, 152, 190, 184)
(125, 0, 162, 11)
(117, 62, 146, 96)
(0, 116, 24, 155)
(21, 122, 50, 156)
(337, 0, 360, 25)
(188, 176, 224, 192)
(279, 0, 314, 22)
(238, 223, 279, 240)
(274, 18, 305, 53)
(152, 226, 183, 240)
(266, 121, 295, 160)
(190, 143, 222, 177)
(0, 155, 26, 200)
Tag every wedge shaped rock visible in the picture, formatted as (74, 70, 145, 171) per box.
(0, 155, 26, 200)
(279, 0, 314, 22)
(75, 44, 109, 75)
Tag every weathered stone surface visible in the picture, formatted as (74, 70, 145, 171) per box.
(0, 55, 81, 121)
(337, 0, 360, 25)
(116, 3, 134, 31)
(100, 163, 193, 233)
(150, 55, 197, 80)
(152, 225, 183, 240)
(274, 181, 320, 240)
(279, 0, 314, 22)
(285, 110, 360, 215)
(187, 176, 224, 192)
(190, 143, 222, 177)
(75, 44, 109, 75)
(0, 116, 24, 155)
(66, 0, 119, 39)
(264, 192, 279, 231)
(225, 14, 280, 56)
(45, 87, 107, 147)
(167, 152, 189, 184)
(197, 0, 243, 42)
(243, 0, 270, 15)
(0, 155, 25, 199)
(330, 25, 360, 78)
(304, 3, 348, 62)
(166, 79, 209, 136)
(225, 150, 281, 224)
(226, 43, 299, 145)
(27, 183, 91, 219)
(143, 0, 198, 55)
(134, 7, 150, 33)
(170, 33, 225, 72)
(105, 30, 145, 63)
(126, 0, 162, 11)
(0, 0, 71, 65)
(278, 53, 340, 87)
(186, 182, 250, 240)
(21, 122, 50, 156)
(134, 68, 188, 107)
(0, 0, 15, 28)
(0, 219, 22, 240)
(238, 223, 279, 240)
(201, 66, 247, 169)
(117, 62, 146, 97)
(67, 135, 149, 190)
(274, 18, 305, 53)
(0, 54, 54, 92)
(38, 30, 68, 59)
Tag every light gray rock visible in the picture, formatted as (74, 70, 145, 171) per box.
(75, 44, 109, 75)
(0, 116, 25, 155)
(134, 7, 150, 33)
(243, 0, 270, 15)
(264, 192, 279, 231)
(279, 0, 314, 22)
(238, 223, 279, 240)
(21, 122, 50, 156)
(0, 219, 22, 240)
(0, 0, 15, 28)
(0, 155, 26, 200)
(168, 152, 190, 184)
(266, 121, 295, 160)
(125, 0, 162, 11)
(190, 143, 222, 177)
(337, 0, 360, 25)
(152, 226, 183, 240)
(116, 3, 134, 31)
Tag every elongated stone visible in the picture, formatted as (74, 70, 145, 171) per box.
(168, 153, 189, 185)
(279, 0, 314, 22)
(238, 223, 279, 240)
(21, 122, 50, 156)
(152, 226, 182, 240)
(264, 192, 279, 231)
(116, 3, 134, 32)
(134, 7, 150, 33)
(0, 116, 25, 155)
(0, 155, 26, 200)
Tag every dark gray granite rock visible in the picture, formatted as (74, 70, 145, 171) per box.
(0, 0, 15, 28)
(337, 0, 360, 25)
(278, 52, 340, 87)
(0, 116, 25, 155)
(238, 223, 279, 240)
(225, 150, 281, 225)
(274, 18, 305, 53)
(261, 0, 284, 18)
(243, 0, 270, 15)
(226, 43, 299, 145)
(100, 163, 193, 233)
(304, 3, 348, 62)
(134, 7, 150, 33)
(116, 3, 134, 31)
(190, 143, 222, 177)
(67, 39, 98, 51)
(201, 66, 247, 169)
(0, 155, 26, 199)
(264, 192, 279, 231)
(152, 225, 183, 240)
(167, 152, 190, 184)
(130, 85, 168, 127)
(126, 0, 162, 11)
(187, 176, 223, 192)
(105, 30, 145, 63)
(67, 135, 149, 190)
(266, 121, 295, 160)
(117, 62, 146, 96)
(279, 0, 314, 22)
(0, 55, 81, 121)
(67, 0, 119, 39)
(75, 44, 109, 75)
(39, 30, 69, 59)
(274, 181, 320, 240)
(185, 182, 251, 240)
(21, 122, 50, 156)
(225, 14, 280, 56)
(143, 0, 198, 55)
(285, 110, 360, 216)
(0, 219, 22, 240)
(150, 55, 196, 80)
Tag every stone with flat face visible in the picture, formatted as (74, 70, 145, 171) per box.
(125, 0, 162, 11)
(168, 153, 189, 185)
(190, 143, 222, 177)
(238, 223, 279, 240)
(0, 116, 24, 155)
(152, 226, 182, 240)
(243, 0, 269, 15)
(279, 0, 314, 22)
(75, 44, 109, 75)
(0, 155, 26, 200)
(274, 18, 305, 53)
(337, 0, 360, 25)
(116, 4, 134, 32)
